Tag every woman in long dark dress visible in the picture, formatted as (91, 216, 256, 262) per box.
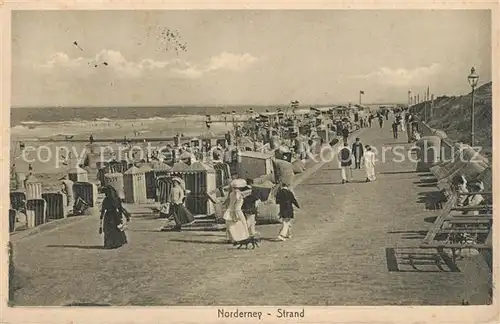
(99, 186, 130, 249)
(167, 177, 195, 231)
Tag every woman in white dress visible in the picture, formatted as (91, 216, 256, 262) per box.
(223, 179, 251, 243)
(463, 180, 485, 216)
(450, 180, 486, 259)
(363, 145, 377, 182)
(453, 174, 469, 207)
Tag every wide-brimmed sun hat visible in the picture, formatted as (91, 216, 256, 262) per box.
(470, 180, 484, 191)
(230, 178, 247, 189)
(171, 176, 183, 185)
(279, 146, 291, 153)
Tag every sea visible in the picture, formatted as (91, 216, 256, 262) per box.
(9, 104, 388, 174)
(10, 104, 389, 142)
(9, 105, 319, 141)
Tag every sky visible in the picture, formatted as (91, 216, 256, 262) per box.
(11, 10, 492, 107)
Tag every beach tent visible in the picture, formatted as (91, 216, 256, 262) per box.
(273, 159, 295, 185)
(171, 160, 190, 172)
(178, 151, 194, 164)
(292, 159, 306, 174)
(237, 150, 274, 181)
(185, 161, 216, 215)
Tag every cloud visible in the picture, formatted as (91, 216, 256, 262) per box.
(206, 52, 258, 72)
(351, 63, 441, 87)
(38, 52, 85, 69)
(171, 66, 204, 79)
(36, 50, 181, 78)
(35, 50, 259, 79)
(171, 52, 259, 79)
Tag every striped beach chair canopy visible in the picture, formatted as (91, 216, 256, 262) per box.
(172, 160, 190, 172)
(188, 161, 215, 173)
(150, 161, 172, 171)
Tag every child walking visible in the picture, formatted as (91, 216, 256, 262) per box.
(275, 182, 300, 241)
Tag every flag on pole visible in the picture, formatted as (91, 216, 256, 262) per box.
(360, 90, 364, 95)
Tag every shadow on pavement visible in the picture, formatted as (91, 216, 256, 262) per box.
(424, 216, 438, 223)
(417, 191, 445, 210)
(133, 215, 163, 220)
(192, 233, 225, 237)
(169, 239, 227, 245)
(259, 237, 286, 242)
(385, 247, 461, 273)
(388, 230, 428, 235)
(299, 182, 344, 186)
(46, 244, 105, 250)
(379, 170, 418, 175)
(418, 184, 438, 188)
(388, 230, 427, 240)
(301, 180, 368, 186)
(414, 178, 438, 184)
(129, 229, 164, 233)
(383, 142, 410, 146)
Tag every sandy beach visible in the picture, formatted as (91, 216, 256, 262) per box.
(10, 113, 238, 188)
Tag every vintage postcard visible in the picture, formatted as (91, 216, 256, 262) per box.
(1, 1, 498, 323)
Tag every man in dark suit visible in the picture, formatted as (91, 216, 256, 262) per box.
(342, 125, 349, 144)
(338, 142, 353, 184)
(351, 138, 364, 169)
(275, 182, 300, 241)
(392, 121, 399, 139)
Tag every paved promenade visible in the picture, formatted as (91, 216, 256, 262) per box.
(10, 124, 492, 306)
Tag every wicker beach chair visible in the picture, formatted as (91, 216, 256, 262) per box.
(26, 198, 47, 227)
(42, 192, 68, 220)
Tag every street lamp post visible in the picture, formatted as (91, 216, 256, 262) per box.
(430, 94, 434, 119)
(467, 67, 479, 146)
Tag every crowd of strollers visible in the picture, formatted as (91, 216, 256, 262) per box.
(159, 176, 300, 243)
(93, 108, 432, 249)
(96, 177, 300, 249)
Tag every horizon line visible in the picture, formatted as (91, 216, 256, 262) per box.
(11, 102, 405, 109)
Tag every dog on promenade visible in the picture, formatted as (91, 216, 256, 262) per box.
(233, 236, 261, 249)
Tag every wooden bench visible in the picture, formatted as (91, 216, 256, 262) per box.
(429, 149, 462, 181)
(435, 167, 491, 206)
(420, 191, 493, 263)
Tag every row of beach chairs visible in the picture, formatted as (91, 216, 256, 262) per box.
(9, 182, 97, 233)
(420, 148, 492, 266)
